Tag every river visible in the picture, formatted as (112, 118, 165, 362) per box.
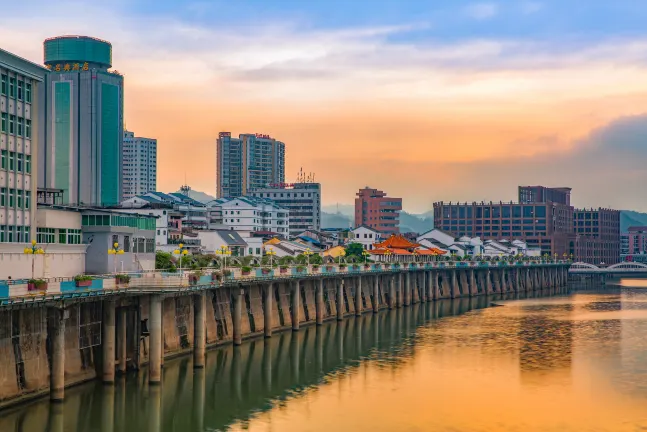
(2, 283, 647, 431)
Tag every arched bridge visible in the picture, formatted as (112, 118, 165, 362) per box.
(569, 262, 647, 275)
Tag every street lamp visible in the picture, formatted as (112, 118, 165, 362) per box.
(303, 248, 313, 266)
(216, 245, 231, 270)
(107, 242, 125, 274)
(266, 247, 276, 267)
(23, 240, 44, 279)
(362, 249, 370, 264)
(339, 248, 346, 265)
(173, 243, 189, 276)
(384, 249, 392, 264)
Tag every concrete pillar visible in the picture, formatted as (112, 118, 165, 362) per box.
(469, 270, 477, 296)
(49, 308, 66, 402)
(264, 283, 273, 336)
(403, 273, 410, 307)
(451, 270, 460, 299)
(459, 271, 468, 297)
(149, 295, 162, 384)
(372, 276, 379, 313)
(388, 275, 395, 309)
(316, 279, 324, 325)
(292, 280, 300, 331)
(515, 269, 521, 292)
(117, 308, 127, 375)
(433, 271, 440, 300)
(355, 276, 362, 316)
(337, 278, 345, 320)
(103, 300, 116, 383)
(397, 273, 403, 308)
(420, 272, 427, 303)
(233, 288, 243, 345)
(193, 292, 206, 368)
(486, 271, 494, 294)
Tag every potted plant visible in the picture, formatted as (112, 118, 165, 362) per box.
(351, 264, 360, 271)
(364, 263, 371, 270)
(393, 263, 401, 269)
(339, 263, 347, 270)
(211, 271, 222, 281)
(74, 274, 93, 287)
(28, 278, 47, 292)
(280, 265, 288, 274)
(241, 266, 252, 276)
(261, 267, 272, 275)
(326, 264, 334, 271)
(223, 269, 232, 278)
(312, 264, 320, 272)
(115, 274, 130, 285)
(296, 265, 306, 273)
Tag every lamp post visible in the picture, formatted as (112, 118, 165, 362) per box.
(23, 240, 44, 279)
(303, 248, 313, 266)
(266, 247, 276, 268)
(216, 245, 231, 271)
(173, 243, 188, 276)
(339, 248, 346, 266)
(107, 242, 125, 275)
(384, 249, 392, 264)
(362, 249, 370, 264)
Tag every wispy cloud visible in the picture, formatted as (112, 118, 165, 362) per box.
(464, 2, 499, 20)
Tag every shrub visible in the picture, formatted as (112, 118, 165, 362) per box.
(223, 269, 232, 277)
(241, 266, 252, 273)
(28, 279, 47, 288)
(115, 274, 130, 283)
(74, 274, 92, 282)
(312, 264, 320, 270)
(296, 265, 306, 272)
(280, 265, 289, 270)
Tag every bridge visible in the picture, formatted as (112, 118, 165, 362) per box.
(0, 260, 569, 409)
(568, 262, 647, 275)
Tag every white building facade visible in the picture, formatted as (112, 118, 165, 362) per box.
(122, 130, 157, 200)
(206, 197, 290, 235)
(351, 225, 383, 250)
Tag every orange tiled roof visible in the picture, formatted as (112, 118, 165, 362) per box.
(415, 247, 448, 256)
(373, 234, 420, 250)
(370, 248, 413, 255)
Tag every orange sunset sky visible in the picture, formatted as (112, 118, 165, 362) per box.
(3, 0, 647, 213)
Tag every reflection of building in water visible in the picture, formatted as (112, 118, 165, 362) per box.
(518, 305, 573, 386)
(619, 289, 647, 395)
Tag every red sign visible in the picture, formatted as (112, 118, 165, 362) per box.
(255, 134, 272, 139)
(269, 183, 295, 189)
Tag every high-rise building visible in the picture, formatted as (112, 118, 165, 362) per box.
(249, 182, 321, 237)
(573, 208, 620, 265)
(39, 36, 124, 206)
(0, 48, 48, 243)
(122, 130, 157, 199)
(354, 187, 402, 235)
(433, 186, 621, 263)
(216, 132, 285, 197)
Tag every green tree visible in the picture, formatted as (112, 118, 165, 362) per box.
(155, 252, 174, 270)
(345, 243, 365, 259)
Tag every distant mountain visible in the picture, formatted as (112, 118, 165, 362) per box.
(321, 212, 353, 229)
(321, 209, 434, 234)
(322, 204, 354, 218)
(621, 210, 647, 231)
(175, 189, 216, 203)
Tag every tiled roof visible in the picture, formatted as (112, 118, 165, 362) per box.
(374, 234, 420, 250)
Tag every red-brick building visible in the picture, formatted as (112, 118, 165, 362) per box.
(354, 187, 402, 235)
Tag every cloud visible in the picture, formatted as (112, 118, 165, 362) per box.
(520, 1, 543, 14)
(464, 2, 499, 20)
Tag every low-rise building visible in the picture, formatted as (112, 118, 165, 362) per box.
(205, 196, 290, 235)
(350, 225, 383, 250)
(196, 229, 247, 256)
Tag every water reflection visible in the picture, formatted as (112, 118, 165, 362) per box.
(8, 286, 647, 431)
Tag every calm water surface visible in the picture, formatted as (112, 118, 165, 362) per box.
(3, 284, 647, 431)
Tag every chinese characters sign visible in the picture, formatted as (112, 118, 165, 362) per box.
(46, 62, 89, 72)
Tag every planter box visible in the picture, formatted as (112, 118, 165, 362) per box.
(242, 271, 250, 276)
(311, 267, 320, 273)
(280, 268, 288, 274)
(189, 275, 199, 285)
(261, 269, 271, 275)
(28, 283, 47, 292)
(76, 280, 92, 287)
(325, 266, 334, 271)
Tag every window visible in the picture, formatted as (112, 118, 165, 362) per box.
(16, 190, 22, 209)
(25, 119, 31, 139)
(8, 189, 14, 208)
(16, 154, 23, 172)
(17, 81, 23, 100)
(25, 82, 31, 103)
(8, 152, 14, 171)
(59, 229, 67, 244)
(124, 236, 130, 252)
(1, 150, 5, 170)
(0, 188, 5, 207)
(25, 155, 31, 174)
(17, 118, 23, 137)
(1, 113, 6, 133)
(145, 238, 155, 253)
(8, 115, 15, 134)
(25, 191, 30, 209)
(0, 74, 6, 95)
(8, 77, 15, 98)
(37, 228, 56, 244)
(67, 229, 81, 244)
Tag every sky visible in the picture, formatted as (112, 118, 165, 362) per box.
(3, 0, 647, 213)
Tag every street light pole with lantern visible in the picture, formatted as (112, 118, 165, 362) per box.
(303, 248, 313, 266)
(216, 245, 231, 271)
(265, 247, 276, 268)
(107, 242, 125, 275)
(23, 240, 44, 279)
(173, 243, 189, 276)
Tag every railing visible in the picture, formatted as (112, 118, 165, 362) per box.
(0, 260, 570, 302)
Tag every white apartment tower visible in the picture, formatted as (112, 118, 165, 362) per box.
(122, 130, 157, 200)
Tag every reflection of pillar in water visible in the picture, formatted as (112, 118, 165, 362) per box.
(116, 376, 127, 432)
(315, 326, 323, 373)
(192, 368, 205, 432)
(48, 402, 65, 432)
(263, 338, 272, 391)
(373, 312, 379, 347)
(290, 332, 300, 381)
(337, 320, 344, 362)
(148, 383, 162, 432)
(356, 314, 363, 352)
(101, 382, 115, 432)
(232, 346, 242, 400)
